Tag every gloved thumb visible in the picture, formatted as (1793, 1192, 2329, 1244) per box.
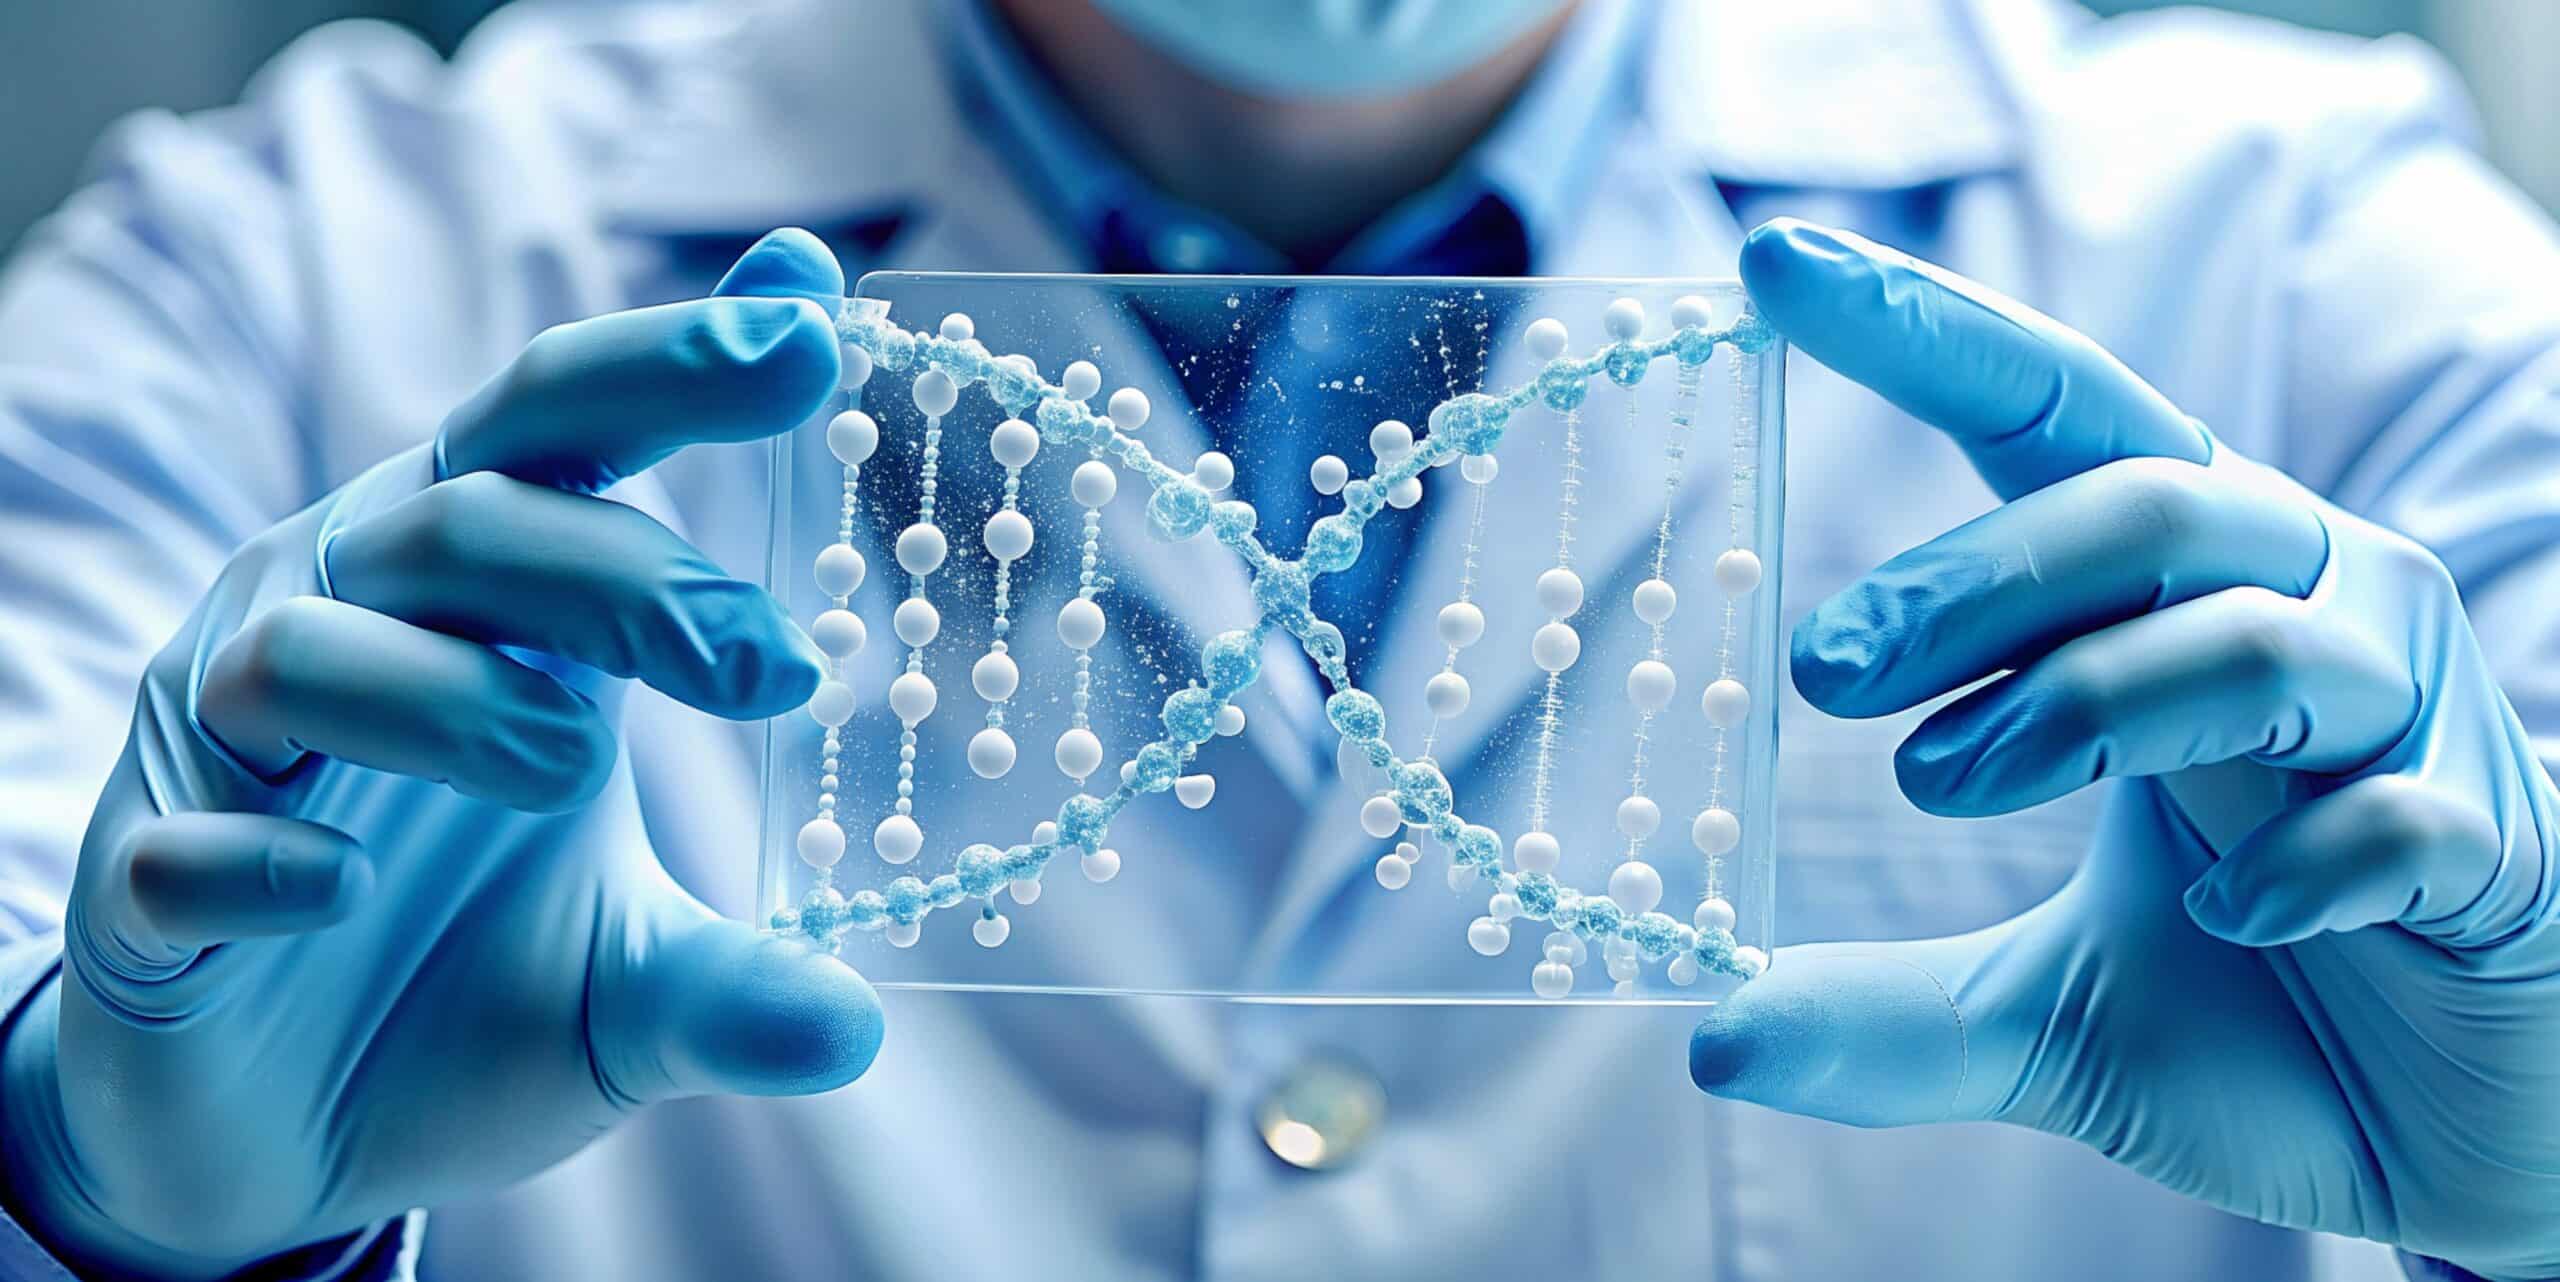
(587, 908, 885, 1108)
(1689, 905, 2088, 1125)
(2184, 773, 2511, 949)
(1690, 924, 2048, 1128)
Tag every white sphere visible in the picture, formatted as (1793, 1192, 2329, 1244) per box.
(1424, 671, 1471, 718)
(1715, 547, 1764, 596)
(1671, 295, 1712, 329)
(1632, 578, 1677, 624)
(814, 543, 866, 597)
(1531, 621, 1582, 673)
(1369, 419, 1414, 461)
(1192, 450, 1234, 492)
(1531, 960, 1575, 1000)
(1120, 760, 1138, 786)
(1213, 704, 1246, 737)
(1033, 820, 1059, 844)
(1468, 916, 1512, 956)
(989, 418, 1040, 468)
(812, 608, 866, 658)
(895, 523, 947, 576)
(797, 817, 846, 869)
(1009, 875, 1042, 906)
(1694, 897, 1737, 933)
(1106, 386, 1151, 431)
(1523, 317, 1568, 360)
(1615, 795, 1662, 840)
(1082, 847, 1121, 883)
(1691, 807, 1741, 855)
(1608, 859, 1664, 913)
(1374, 853, 1412, 890)
(887, 671, 937, 724)
(1489, 891, 1522, 922)
(1513, 830, 1561, 874)
(1732, 945, 1769, 978)
(972, 651, 1019, 702)
(1359, 794, 1404, 839)
(911, 368, 958, 418)
(1603, 297, 1646, 340)
(1436, 601, 1486, 649)
(1057, 597, 1107, 650)
(892, 597, 941, 648)
(983, 508, 1035, 562)
(1386, 475, 1423, 509)
(1309, 454, 1349, 495)
(1055, 727, 1103, 780)
(1626, 659, 1677, 713)
(1061, 360, 1101, 401)
(840, 342, 873, 391)
(886, 920, 921, 948)
(1071, 459, 1118, 507)
(967, 727, 1017, 779)
(1702, 678, 1751, 729)
(827, 410, 879, 465)
(938, 312, 975, 341)
(1544, 930, 1588, 967)
(1175, 774, 1216, 809)
(874, 813, 923, 864)
(1666, 951, 1701, 987)
(1460, 454, 1499, 485)
(1608, 953, 1641, 984)
(1536, 567, 1584, 617)
(807, 680, 856, 728)
(1447, 860, 1477, 892)
(973, 912, 1011, 948)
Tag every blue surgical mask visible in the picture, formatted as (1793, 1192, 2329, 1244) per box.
(1088, 0, 1573, 99)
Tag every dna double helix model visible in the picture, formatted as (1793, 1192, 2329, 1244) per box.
(771, 288, 1776, 999)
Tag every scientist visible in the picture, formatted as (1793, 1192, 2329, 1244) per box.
(2, 0, 2557, 1279)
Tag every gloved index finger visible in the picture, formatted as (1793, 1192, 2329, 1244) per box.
(439, 228, 845, 493)
(1738, 218, 2211, 500)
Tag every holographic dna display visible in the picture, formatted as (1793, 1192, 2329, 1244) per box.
(762, 276, 1783, 1001)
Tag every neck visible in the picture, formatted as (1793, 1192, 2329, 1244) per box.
(990, 0, 1575, 265)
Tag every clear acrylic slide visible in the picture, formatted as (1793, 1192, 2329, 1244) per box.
(760, 272, 1783, 1004)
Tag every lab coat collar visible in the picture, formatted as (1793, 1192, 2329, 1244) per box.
(590, 0, 2062, 237)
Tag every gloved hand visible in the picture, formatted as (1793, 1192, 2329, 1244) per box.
(1691, 220, 2560, 1281)
(0, 230, 883, 1279)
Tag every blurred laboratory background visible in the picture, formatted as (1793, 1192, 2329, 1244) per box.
(1, 0, 2555, 257)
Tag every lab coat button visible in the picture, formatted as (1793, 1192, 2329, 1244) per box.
(1256, 1055, 1386, 1170)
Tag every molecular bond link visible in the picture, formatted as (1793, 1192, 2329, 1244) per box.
(773, 291, 1775, 998)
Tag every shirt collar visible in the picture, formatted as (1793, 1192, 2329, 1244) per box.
(595, 0, 2057, 237)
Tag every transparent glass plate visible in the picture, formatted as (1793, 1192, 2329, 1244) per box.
(760, 272, 1783, 1004)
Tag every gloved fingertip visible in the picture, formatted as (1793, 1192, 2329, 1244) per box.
(1788, 605, 1891, 716)
(698, 938, 885, 1096)
(694, 296, 842, 426)
(1739, 218, 1886, 332)
(1891, 727, 1996, 819)
(2180, 870, 2295, 948)
(634, 925, 886, 1102)
(1689, 951, 1971, 1128)
(714, 227, 848, 310)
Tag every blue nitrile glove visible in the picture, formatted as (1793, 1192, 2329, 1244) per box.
(1691, 220, 2560, 1281)
(0, 230, 883, 1279)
